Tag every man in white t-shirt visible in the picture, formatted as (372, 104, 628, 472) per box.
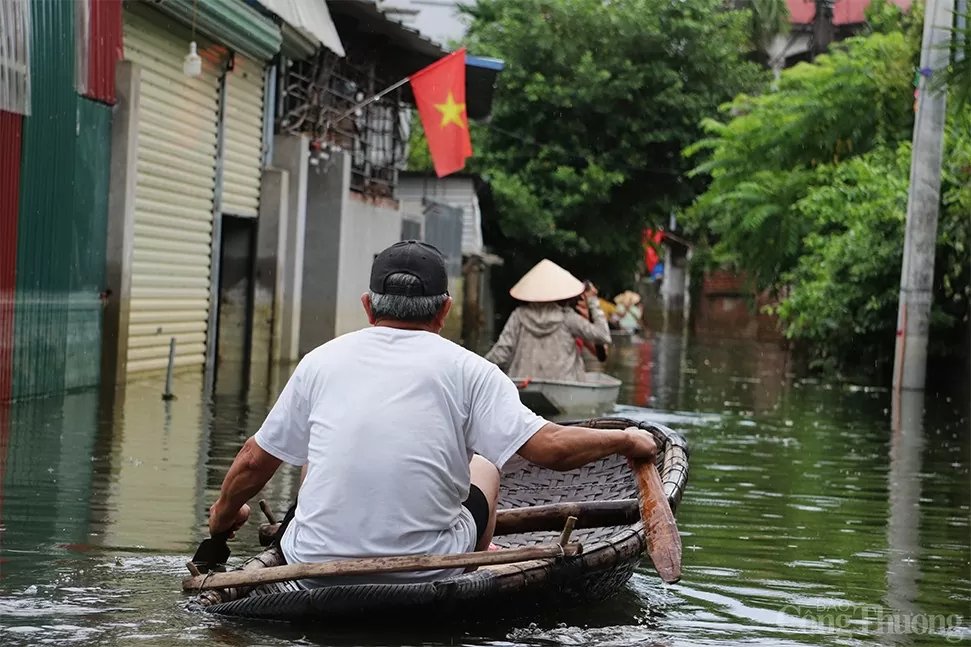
(206, 241, 657, 583)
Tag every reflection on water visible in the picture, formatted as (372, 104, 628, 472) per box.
(1, 332, 969, 646)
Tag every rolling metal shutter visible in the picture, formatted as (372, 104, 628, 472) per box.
(123, 10, 220, 374)
(222, 57, 265, 218)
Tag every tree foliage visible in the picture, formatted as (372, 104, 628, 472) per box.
(770, 115, 970, 373)
(745, 0, 791, 62)
(683, 30, 919, 291)
(683, 3, 970, 375)
(444, 0, 765, 294)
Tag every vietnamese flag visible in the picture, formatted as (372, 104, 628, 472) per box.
(409, 48, 473, 178)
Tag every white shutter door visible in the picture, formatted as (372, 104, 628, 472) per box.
(123, 9, 221, 374)
(222, 56, 265, 217)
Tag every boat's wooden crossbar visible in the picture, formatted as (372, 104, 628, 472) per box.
(182, 541, 582, 592)
(256, 499, 641, 547)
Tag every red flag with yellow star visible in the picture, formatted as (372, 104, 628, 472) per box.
(409, 48, 473, 177)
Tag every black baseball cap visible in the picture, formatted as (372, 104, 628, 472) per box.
(369, 240, 449, 296)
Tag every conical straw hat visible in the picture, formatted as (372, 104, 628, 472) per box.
(509, 259, 585, 303)
(614, 290, 641, 307)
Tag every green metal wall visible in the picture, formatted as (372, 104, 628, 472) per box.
(12, 1, 111, 399)
(66, 99, 112, 391)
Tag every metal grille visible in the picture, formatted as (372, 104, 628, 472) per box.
(278, 49, 407, 199)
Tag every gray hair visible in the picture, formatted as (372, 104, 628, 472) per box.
(368, 272, 448, 323)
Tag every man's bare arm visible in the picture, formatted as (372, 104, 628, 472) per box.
(209, 437, 283, 535)
(516, 423, 656, 472)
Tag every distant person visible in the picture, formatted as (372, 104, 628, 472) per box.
(485, 260, 610, 381)
(614, 290, 643, 333)
(577, 281, 609, 363)
(599, 296, 621, 330)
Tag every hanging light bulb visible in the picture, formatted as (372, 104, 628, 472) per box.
(184, 41, 202, 78)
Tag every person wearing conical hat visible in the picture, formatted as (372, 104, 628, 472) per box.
(613, 290, 642, 333)
(484, 260, 611, 382)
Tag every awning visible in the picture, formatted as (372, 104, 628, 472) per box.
(153, 0, 282, 61)
(327, 0, 504, 119)
(250, 0, 346, 57)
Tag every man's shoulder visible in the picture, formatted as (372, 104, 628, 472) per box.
(295, 329, 369, 367)
(430, 334, 494, 364)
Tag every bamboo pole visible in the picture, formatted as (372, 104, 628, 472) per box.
(182, 542, 582, 592)
(256, 499, 641, 546)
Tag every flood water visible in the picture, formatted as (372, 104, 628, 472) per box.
(1, 332, 969, 646)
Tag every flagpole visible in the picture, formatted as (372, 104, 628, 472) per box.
(334, 76, 411, 122)
(332, 48, 467, 123)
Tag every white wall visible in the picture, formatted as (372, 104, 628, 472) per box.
(334, 194, 403, 337)
(398, 175, 482, 255)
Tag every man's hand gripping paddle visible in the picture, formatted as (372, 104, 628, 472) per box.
(190, 530, 233, 574)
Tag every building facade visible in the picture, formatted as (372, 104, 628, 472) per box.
(0, 0, 122, 403)
(1, 0, 499, 404)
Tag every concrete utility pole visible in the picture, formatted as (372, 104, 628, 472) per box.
(958, 0, 968, 64)
(892, 0, 954, 392)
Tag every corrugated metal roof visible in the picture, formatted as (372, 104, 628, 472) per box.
(13, 0, 78, 400)
(251, 0, 345, 56)
(0, 111, 22, 403)
(150, 0, 282, 61)
(86, 0, 123, 105)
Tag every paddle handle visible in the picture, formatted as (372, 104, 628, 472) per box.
(633, 457, 682, 584)
(182, 542, 582, 592)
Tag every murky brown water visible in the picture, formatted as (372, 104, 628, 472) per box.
(1, 332, 969, 646)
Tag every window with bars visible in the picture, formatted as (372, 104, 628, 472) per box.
(0, 0, 31, 116)
(278, 49, 408, 199)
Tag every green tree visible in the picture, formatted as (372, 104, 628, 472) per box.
(936, 9, 971, 109)
(683, 30, 918, 292)
(744, 0, 792, 66)
(770, 112, 970, 374)
(682, 3, 969, 375)
(452, 0, 765, 294)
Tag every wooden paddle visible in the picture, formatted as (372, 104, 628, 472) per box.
(182, 541, 582, 592)
(189, 530, 232, 574)
(632, 452, 682, 584)
(579, 283, 608, 362)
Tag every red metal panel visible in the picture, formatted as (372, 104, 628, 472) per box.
(85, 0, 122, 105)
(787, 0, 912, 25)
(833, 0, 914, 25)
(0, 110, 23, 403)
(787, 0, 816, 25)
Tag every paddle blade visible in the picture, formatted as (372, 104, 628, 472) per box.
(633, 459, 682, 584)
(191, 531, 232, 573)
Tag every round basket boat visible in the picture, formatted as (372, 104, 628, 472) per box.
(185, 417, 689, 623)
